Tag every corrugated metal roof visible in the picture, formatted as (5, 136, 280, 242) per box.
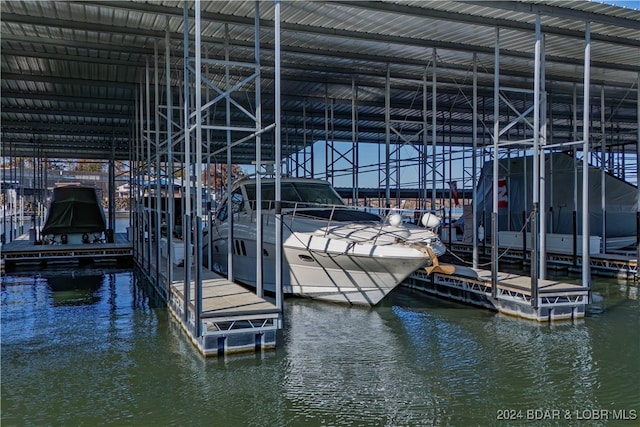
(1, 0, 638, 162)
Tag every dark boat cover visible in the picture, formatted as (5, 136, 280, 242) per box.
(41, 186, 107, 235)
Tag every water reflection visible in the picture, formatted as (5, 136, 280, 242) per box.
(1, 269, 638, 426)
(1, 267, 167, 427)
(280, 299, 452, 426)
(46, 270, 104, 306)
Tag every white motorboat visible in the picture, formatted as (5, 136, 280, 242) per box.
(207, 176, 446, 305)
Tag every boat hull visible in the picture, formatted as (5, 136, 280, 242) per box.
(209, 230, 432, 305)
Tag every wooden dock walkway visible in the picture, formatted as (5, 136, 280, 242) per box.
(138, 242, 281, 356)
(406, 264, 589, 321)
(447, 241, 637, 280)
(1, 232, 132, 268)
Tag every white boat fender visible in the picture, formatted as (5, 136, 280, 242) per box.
(478, 225, 485, 242)
(421, 213, 441, 229)
(389, 213, 403, 227)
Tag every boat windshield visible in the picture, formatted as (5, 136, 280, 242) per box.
(244, 181, 346, 208)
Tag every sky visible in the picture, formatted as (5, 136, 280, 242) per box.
(600, 0, 640, 8)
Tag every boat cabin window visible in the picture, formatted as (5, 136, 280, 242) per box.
(216, 191, 245, 222)
(244, 182, 346, 209)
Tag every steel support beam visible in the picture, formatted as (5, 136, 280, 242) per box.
(491, 29, 499, 298)
(582, 22, 592, 295)
(472, 53, 479, 269)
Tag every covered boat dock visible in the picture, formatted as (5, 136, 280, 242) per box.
(1, 1, 639, 355)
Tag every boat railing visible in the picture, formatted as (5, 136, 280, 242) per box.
(243, 199, 442, 243)
(248, 199, 344, 227)
(322, 205, 337, 238)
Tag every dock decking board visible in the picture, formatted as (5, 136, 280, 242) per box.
(138, 247, 281, 356)
(447, 241, 637, 280)
(158, 261, 278, 316)
(1, 233, 132, 264)
(407, 265, 589, 322)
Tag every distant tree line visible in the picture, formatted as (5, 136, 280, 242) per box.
(1, 158, 106, 173)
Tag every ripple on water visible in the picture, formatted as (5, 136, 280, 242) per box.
(1, 272, 638, 426)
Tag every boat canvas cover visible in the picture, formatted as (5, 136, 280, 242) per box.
(41, 187, 107, 235)
(475, 153, 637, 238)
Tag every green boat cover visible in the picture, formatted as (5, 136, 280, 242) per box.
(41, 186, 107, 235)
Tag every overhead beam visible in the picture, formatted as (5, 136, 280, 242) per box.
(1, 34, 152, 55)
(0, 107, 132, 120)
(332, 0, 640, 46)
(4, 9, 638, 73)
(0, 91, 135, 106)
(1, 73, 137, 90)
(462, 1, 640, 30)
(0, 48, 147, 68)
(2, 121, 131, 133)
(0, 49, 528, 90)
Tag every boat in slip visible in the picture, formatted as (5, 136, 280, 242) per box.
(41, 185, 108, 245)
(206, 176, 446, 306)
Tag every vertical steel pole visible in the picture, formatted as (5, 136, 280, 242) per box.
(140, 80, 144, 264)
(183, 2, 191, 321)
(193, 2, 203, 335)
(7, 152, 11, 242)
(448, 112, 453, 246)
(538, 28, 547, 282)
(472, 53, 479, 269)
(637, 72, 640, 254)
(275, 0, 283, 322)
(385, 66, 391, 208)
(582, 22, 592, 294)
(491, 29, 499, 298)
(352, 77, 358, 204)
(531, 16, 541, 303)
(138, 76, 143, 262)
(432, 49, 437, 213)
(255, 1, 263, 297)
(31, 141, 36, 239)
(145, 58, 152, 274)
(110, 141, 116, 238)
(330, 99, 335, 187)
(225, 23, 233, 283)
(423, 68, 428, 211)
(573, 84, 578, 266)
(166, 20, 174, 292)
(1, 140, 5, 244)
(9, 144, 13, 242)
(154, 40, 162, 283)
(324, 85, 329, 181)
(600, 86, 606, 254)
(397, 118, 401, 209)
(195, 215, 203, 337)
(309, 99, 315, 178)
(205, 45, 212, 271)
(302, 101, 308, 177)
(195, 4, 202, 220)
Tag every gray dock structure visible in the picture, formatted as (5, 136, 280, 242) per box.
(157, 260, 280, 357)
(447, 242, 638, 281)
(167, 274, 280, 356)
(1, 1, 639, 356)
(133, 233, 282, 356)
(1, 233, 133, 268)
(406, 268, 589, 322)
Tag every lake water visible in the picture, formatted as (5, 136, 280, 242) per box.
(1, 267, 638, 426)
